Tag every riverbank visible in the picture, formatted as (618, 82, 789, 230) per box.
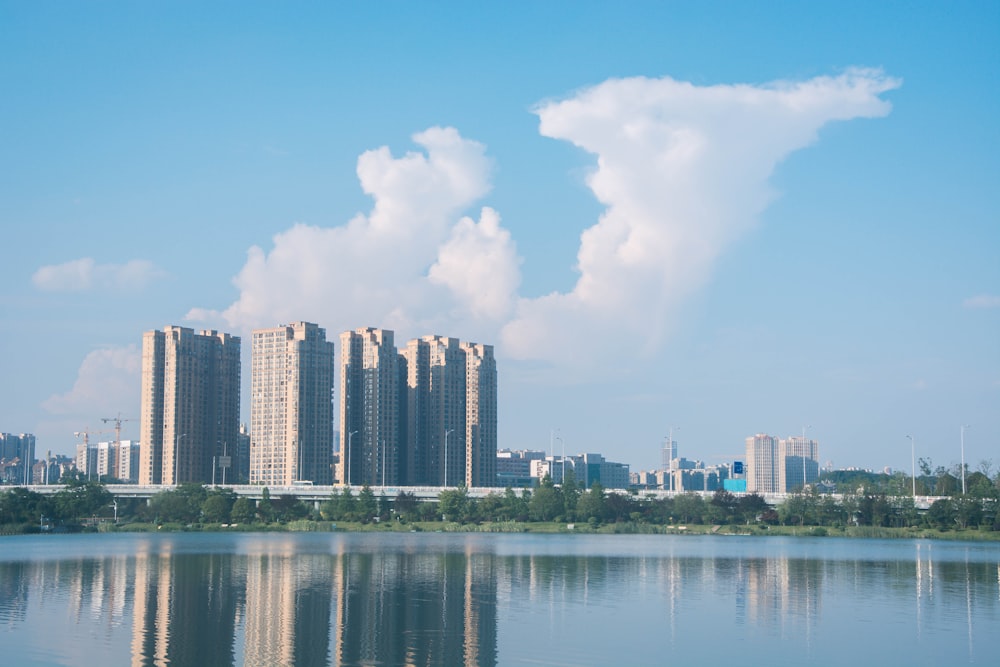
(94, 519, 1000, 541)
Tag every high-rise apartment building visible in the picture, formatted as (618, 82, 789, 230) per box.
(461, 342, 497, 488)
(778, 436, 819, 492)
(339, 329, 499, 488)
(745, 433, 820, 494)
(403, 335, 465, 486)
(138, 326, 241, 485)
(250, 322, 335, 486)
(745, 433, 780, 494)
(338, 328, 403, 486)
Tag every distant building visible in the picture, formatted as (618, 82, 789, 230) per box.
(745, 433, 819, 494)
(0, 433, 35, 484)
(530, 452, 629, 489)
(497, 449, 546, 487)
(139, 326, 241, 485)
(76, 440, 140, 482)
(250, 322, 335, 486)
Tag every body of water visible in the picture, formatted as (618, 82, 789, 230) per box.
(1, 531, 997, 666)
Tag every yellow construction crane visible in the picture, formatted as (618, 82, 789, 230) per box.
(101, 413, 134, 447)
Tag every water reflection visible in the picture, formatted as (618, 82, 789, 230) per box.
(0, 534, 998, 666)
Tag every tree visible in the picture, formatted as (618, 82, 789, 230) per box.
(394, 490, 419, 520)
(737, 493, 769, 525)
(576, 482, 606, 523)
(439, 486, 469, 522)
(672, 492, 705, 524)
(561, 470, 580, 519)
(201, 490, 236, 523)
(230, 497, 255, 524)
(529, 475, 564, 521)
(52, 481, 113, 523)
(710, 489, 738, 524)
(358, 485, 377, 522)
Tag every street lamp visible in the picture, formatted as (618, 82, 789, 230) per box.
(554, 435, 565, 484)
(444, 429, 454, 487)
(960, 425, 970, 495)
(173, 433, 187, 486)
(905, 435, 916, 498)
(347, 430, 358, 486)
(802, 425, 812, 492)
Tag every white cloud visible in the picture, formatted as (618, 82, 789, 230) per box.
(191, 127, 506, 336)
(428, 207, 520, 321)
(963, 294, 1000, 309)
(193, 71, 898, 370)
(42, 345, 141, 419)
(501, 69, 900, 364)
(32, 258, 166, 292)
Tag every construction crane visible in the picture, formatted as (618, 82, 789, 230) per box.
(101, 413, 134, 447)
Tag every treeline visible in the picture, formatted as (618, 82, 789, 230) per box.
(2, 470, 998, 534)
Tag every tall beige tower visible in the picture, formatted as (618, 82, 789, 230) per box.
(139, 326, 241, 485)
(338, 328, 402, 486)
(461, 342, 497, 488)
(402, 335, 465, 486)
(745, 433, 779, 494)
(250, 322, 335, 486)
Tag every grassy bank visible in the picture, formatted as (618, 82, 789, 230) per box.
(93, 520, 1000, 541)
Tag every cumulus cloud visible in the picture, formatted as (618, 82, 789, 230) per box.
(33, 258, 166, 292)
(191, 127, 507, 335)
(963, 294, 1000, 309)
(42, 345, 141, 418)
(193, 70, 898, 370)
(428, 207, 520, 321)
(501, 68, 900, 364)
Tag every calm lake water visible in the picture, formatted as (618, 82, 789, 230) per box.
(1, 531, 997, 667)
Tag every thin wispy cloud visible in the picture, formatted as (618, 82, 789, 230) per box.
(191, 70, 900, 372)
(962, 294, 1000, 309)
(32, 258, 166, 292)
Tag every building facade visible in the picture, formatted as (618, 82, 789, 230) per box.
(461, 343, 497, 488)
(250, 322, 335, 486)
(778, 436, 820, 492)
(745, 433, 820, 494)
(0, 433, 35, 484)
(745, 434, 780, 494)
(338, 328, 403, 486)
(138, 326, 241, 485)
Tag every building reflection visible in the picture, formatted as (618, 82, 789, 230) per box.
(131, 545, 240, 667)
(4, 536, 1000, 667)
(330, 542, 497, 667)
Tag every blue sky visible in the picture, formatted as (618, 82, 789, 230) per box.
(2, 2, 997, 475)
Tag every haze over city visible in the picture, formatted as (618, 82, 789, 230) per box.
(1, 2, 997, 475)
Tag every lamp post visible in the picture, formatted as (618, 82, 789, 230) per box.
(173, 433, 187, 486)
(347, 430, 358, 486)
(960, 425, 970, 495)
(555, 435, 565, 484)
(801, 425, 812, 492)
(444, 429, 454, 487)
(906, 435, 916, 498)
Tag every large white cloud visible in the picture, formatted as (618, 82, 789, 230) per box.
(193, 70, 898, 367)
(191, 127, 515, 338)
(501, 68, 900, 364)
(42, 345, 141, 418)
(32, 258, 166, 292)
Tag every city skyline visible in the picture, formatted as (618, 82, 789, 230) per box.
(2, 3, 997, 474)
